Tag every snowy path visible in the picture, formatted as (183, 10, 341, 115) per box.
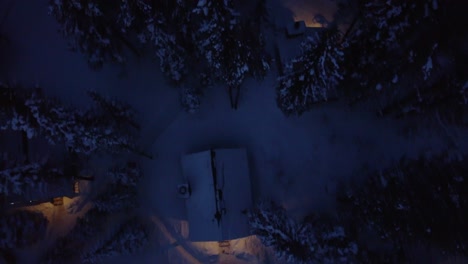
(139, 74, 452, 221)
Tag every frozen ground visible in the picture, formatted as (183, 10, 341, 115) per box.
(2, 0, 467, 263)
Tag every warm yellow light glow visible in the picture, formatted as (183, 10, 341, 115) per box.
(191, 240, 220, 255)
(152, 217, 202, 264)
(283, 0, 337, 28)
(190, 235, 261, 261)
(153, 216, 265, 263)
(74, 181, 80, 194)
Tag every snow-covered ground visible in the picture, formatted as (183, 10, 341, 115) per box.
(12, 197, 92, 263)
(2, 0, 467, 263)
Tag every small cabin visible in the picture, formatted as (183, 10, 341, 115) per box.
(180, 148, 253, 242)
(3, 177, 85, 208)
(286, 20, 306, 38)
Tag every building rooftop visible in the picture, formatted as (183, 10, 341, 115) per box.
(181, 148, 253, 242)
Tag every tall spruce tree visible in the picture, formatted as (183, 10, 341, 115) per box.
(277, 27, 343, 116)
(343, 152, 468, 256)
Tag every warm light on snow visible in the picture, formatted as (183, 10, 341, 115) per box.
(190, 235, 265, 263)
(282, 0, 337, 27)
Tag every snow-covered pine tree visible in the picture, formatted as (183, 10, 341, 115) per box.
(248, 202, 315, 263)
(239, 25, 270, 81)
(85, 91, 146, 157)
(220, 19, 270, 85)
(107, 161, 142, 187)
(277, 27, 344, 116)
(0, 84, 39, 138)
(49, 0, 125, 69)
(1, 85, 98, 154)
(81, 218, 149, 263)
(13, 88, 137, 155)
(138, 17, 188, 83)
(191, 0, 239, 71)
(340, 0, 459, 116)
(93, 185, 137, 213)
(360, 0, 440, 50)
(117, 0, 152, 35)
(92, 161, 142, 213)
(346, 152, 468, 256)
(221, 36, 250, 109)
(187, 1, 269, 109)
(0, 210, 48, 250)
(376, 1, 468, 122)
(30, 88, 138, 155)
(349, 166, 411, 241)
(249, 201, 359, 263)
(86, 90, 139, 129)
(304, 215, 359, 264)
(180, 85, 202, 113)
(0, 162, 59, 196)
(42, 207, 107, 264)
(191, 0, 243, 108)
(24, 89, 83, 144)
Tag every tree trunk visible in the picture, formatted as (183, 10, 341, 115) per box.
(229, 86, 235, 109)
(116, 33, 141, 58)
(233, 86, 240, 110)
(122, 144, 153, 160)
(342, 10, 363, 43)
(21, 131, 29, 163)
(228, 85, 241, 110)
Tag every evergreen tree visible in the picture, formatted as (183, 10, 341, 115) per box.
(249, 202, 358, 263)
(146, 0, 195, 82)
(1, 85, 140, 155)
(248, 202, 314, 263)
(107, 161, 142, 187)
(24, 89, 135, 155)
(343, 0, 441, 98)
(0, 161, 63, 196)
(42, 207, 107, 264)
(48, 0, 138, 69)
(180, 85, 202, 113)
(117, 0, 152, 35)
(344, 152, 468, 256)
(93, 185, 137, 213)
(86, 90, 139, 129)
(341, 0, 468, 123)
(0, 84, 40, 138)
(240, 25, 270, 81)
(277, 27, 343, 116)
(0, 162, 42, 196)
(191, 0, 239, 71)
(138, 16, 187, 82)
(191, 0, 269, 108)
(49, 0, 191, 81)
(304, 215, 359, 264)
(93, 161, 142, 213)
(0, 210, 48, 250)
(81, 218, 149, 263)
